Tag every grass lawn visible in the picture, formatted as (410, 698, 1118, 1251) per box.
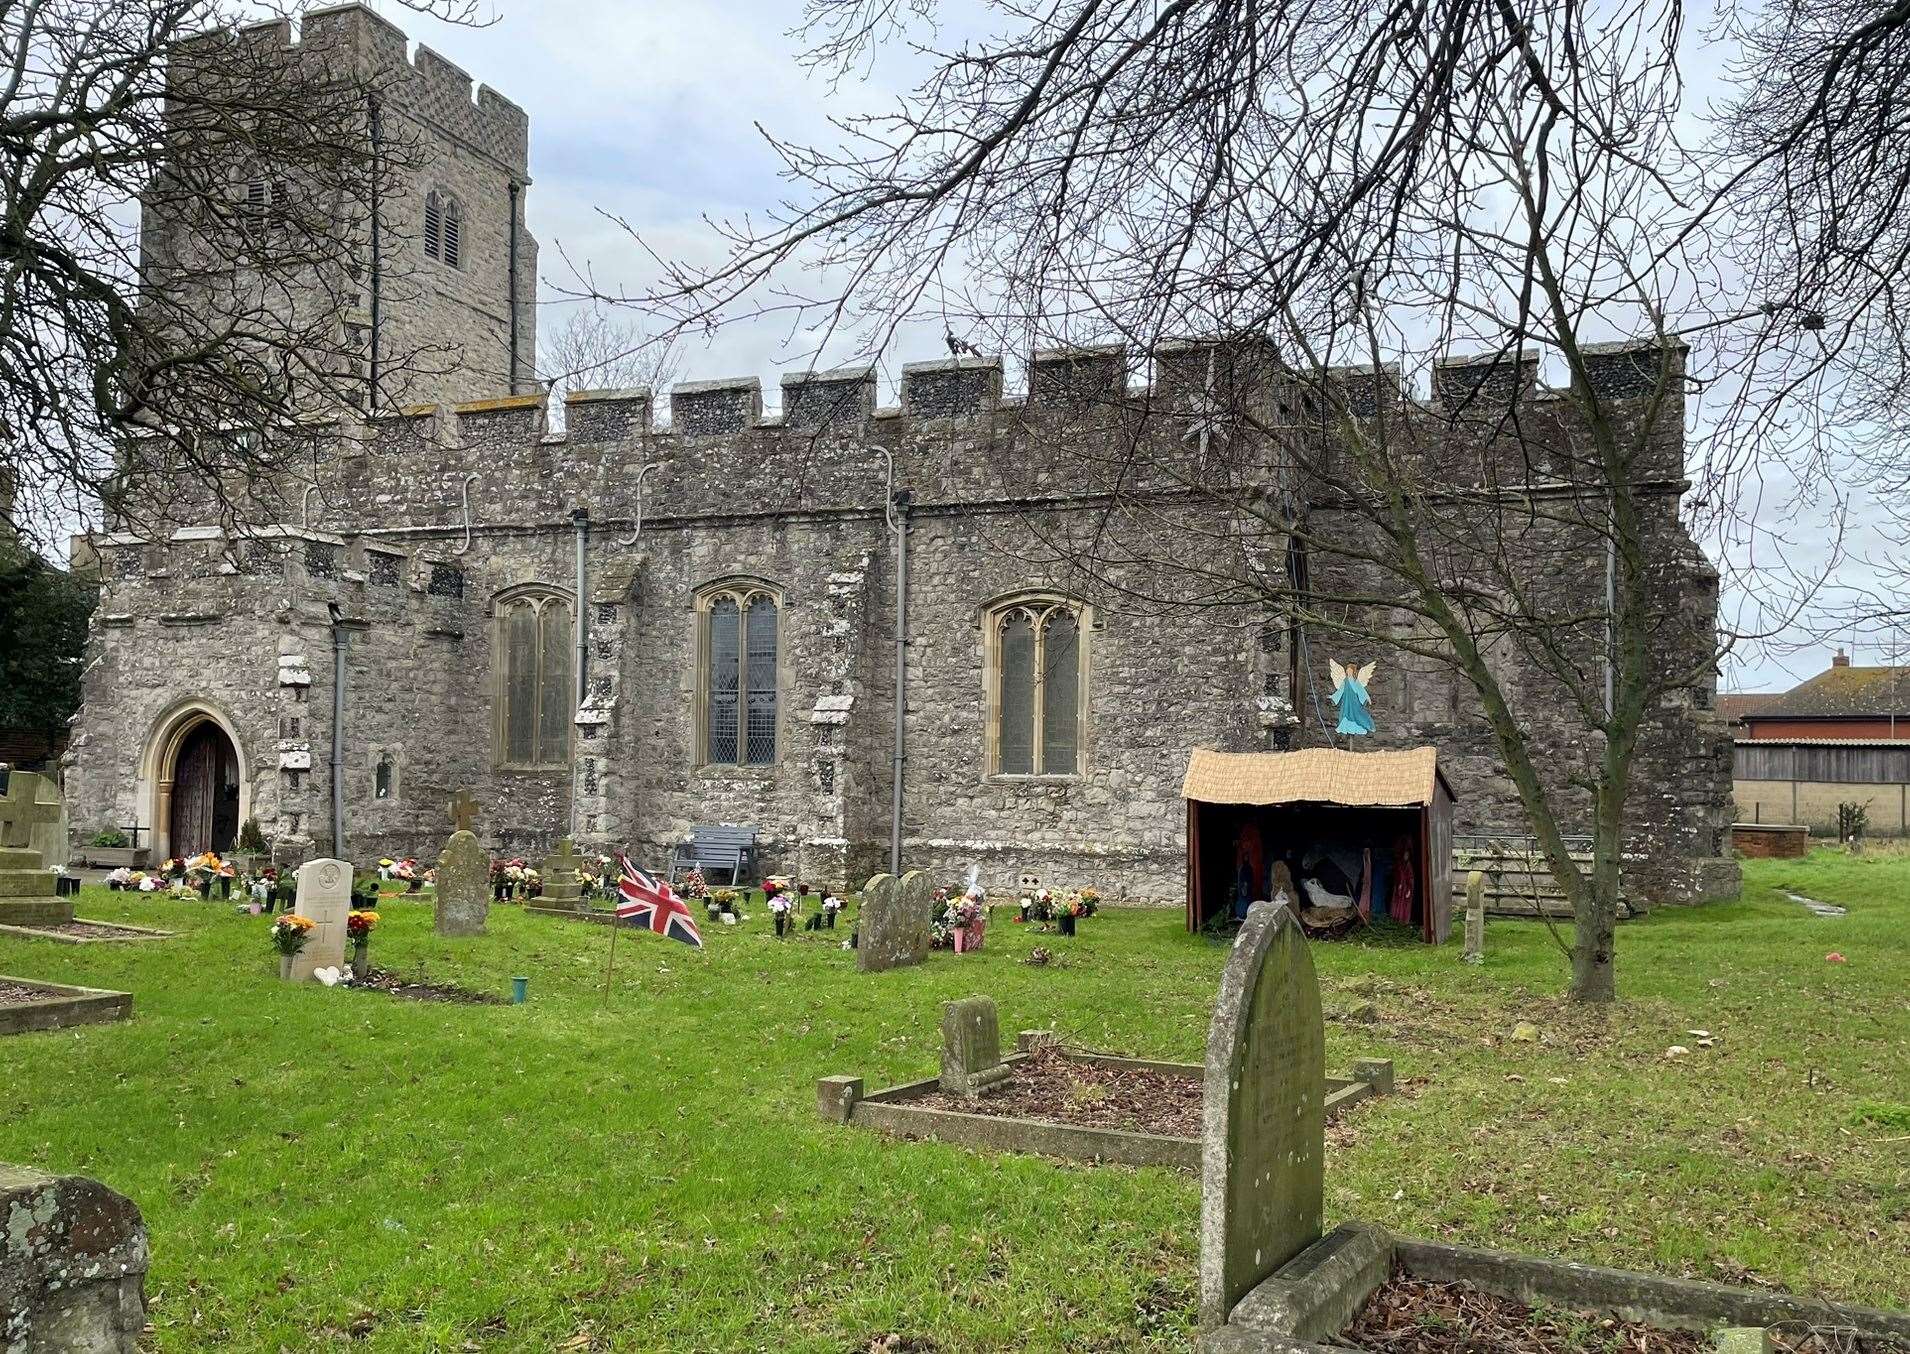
(3, 852, 1907, 1352)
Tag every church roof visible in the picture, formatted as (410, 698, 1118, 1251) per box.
(1181, 745, 1453, 807)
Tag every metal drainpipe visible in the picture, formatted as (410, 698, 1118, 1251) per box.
(508, 181, 521, 393)
(368, 96, 382, 408)
(891, 496, 910, 875)
(328, 601, 347, 860)
(572, 508, 589, 706)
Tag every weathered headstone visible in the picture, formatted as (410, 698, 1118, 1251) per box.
(1199, 899, 1324, 1331)
(289, 858, 350, 981)
(435, 831, 489, 937)
(856, 870, 932, 972)
(1463, 870, 1485, 964)
(0, 1161, 149, 1352)
(940, 995, 1011, 1097)
(540, 837, 583, 907)
(0, 771, 73, 928)
(28, 788, 71, 872)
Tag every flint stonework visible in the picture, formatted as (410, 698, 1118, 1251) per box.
(435, 831, 490, 936)
(1199, 899, 1325, 1332)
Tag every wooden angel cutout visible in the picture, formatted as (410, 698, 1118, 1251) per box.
(1329, 658, 1377, 736)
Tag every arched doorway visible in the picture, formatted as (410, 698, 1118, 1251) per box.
(168, 721, 240, 856)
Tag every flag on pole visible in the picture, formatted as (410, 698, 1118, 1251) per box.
(616, 855, 703, 949)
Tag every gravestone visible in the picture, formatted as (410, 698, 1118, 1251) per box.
(0, 771, 73, 928)
(288, 858, 350, 981)
(0, 1161, 149, 1352)
(940, 995, 1011, 1097)
(541, 837, 583, 908)
(1199, 899, 1324, 1331)
(856, 870, 932, 972)
(1463, 870, 1485, 964)
(436, 832, 489, 937)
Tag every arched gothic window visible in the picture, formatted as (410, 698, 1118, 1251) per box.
(494, 588, 573, 768)
(424, 189, 463, 268)
(697, 581, 780, 766)
(985, 596, 1088, 776)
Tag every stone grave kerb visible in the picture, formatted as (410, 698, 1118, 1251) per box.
(1198, 898, 1325, 1331)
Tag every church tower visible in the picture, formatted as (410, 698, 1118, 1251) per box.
(138, 3, 538, 412)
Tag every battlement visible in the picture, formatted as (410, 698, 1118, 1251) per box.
(458, 336, 1688, 444)
(179, 4, 530, 171)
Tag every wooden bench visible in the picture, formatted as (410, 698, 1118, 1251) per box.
(669, 825, 759, 885)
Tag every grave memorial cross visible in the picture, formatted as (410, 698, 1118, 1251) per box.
(0, 772, 62, 849)
(448, 790, 479, 834)
(541, 837, 584, 905)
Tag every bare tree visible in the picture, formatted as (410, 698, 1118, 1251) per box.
(573, 0, 1861, 1001)
(0, 0, 483, 554)
(538, 305, 678, 428)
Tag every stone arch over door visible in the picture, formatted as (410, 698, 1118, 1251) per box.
(141, 701, 251, 861)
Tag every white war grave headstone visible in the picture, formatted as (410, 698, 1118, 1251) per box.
(289, 858, 351, 981)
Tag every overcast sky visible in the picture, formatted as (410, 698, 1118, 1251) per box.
(374, 0, 1892, 695)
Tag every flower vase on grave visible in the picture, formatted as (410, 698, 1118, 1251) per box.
(197, 876, 211, 900)
(952, 926, 969, 954)
(1058, 911, 1077, 937)
(218, 875, 232, 900)
(351, 940, 370, 981)
(278, 953, 294, 981)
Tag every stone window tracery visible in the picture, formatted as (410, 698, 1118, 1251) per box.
(493, 587, 573, 769)
(696, 580, 781, 766)
(985, 595, 1089, 777)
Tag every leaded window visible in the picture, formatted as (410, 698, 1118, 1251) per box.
(495, 589, 573, 768)
(987, 597, 1088, 776)
(699, 582, 779, 766)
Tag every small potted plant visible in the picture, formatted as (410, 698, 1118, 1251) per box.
(233, 817, 268, 877)
(346, 909, 379, 980)
(270, 913, 316, 979)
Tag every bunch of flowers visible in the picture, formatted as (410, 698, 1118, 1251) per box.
(346, 910, 380, 942)
(107, 866, 134, 890)
(270, 914, 316, 955)
(930, 919, 951, 949)
(185, 852, 220, 878)
(761, 877, 788, 901)
(709, 888, 740, 918)
(159, 857, 184, 878)
(490, 857, 528, 883)
(943, 894, 981, 929)
(682, 868, 710, 900)
(821, 892, 844, 918)
(169, 882, 199, 900)
(1076, 888, 1101, 917)
(388, 858, 419, 883)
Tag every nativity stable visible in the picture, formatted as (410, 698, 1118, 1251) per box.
(1182, 746, 1456, 943)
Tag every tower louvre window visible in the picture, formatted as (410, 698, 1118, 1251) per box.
(425, 189, 463, 268)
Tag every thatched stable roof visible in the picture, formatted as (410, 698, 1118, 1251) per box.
(1181, 746, 1453, 808)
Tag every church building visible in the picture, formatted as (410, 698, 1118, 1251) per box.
(62, 5, 1740, 908)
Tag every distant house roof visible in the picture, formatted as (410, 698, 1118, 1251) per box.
(1181, 746, 1454, 807)
(1753, 664, 1910, 719)
(1717, 692, 1781, 724)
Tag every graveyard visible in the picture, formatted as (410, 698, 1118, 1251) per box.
(1, 850, 1905, 1351)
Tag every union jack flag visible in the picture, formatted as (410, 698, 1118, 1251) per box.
(616, 856, 703, 949)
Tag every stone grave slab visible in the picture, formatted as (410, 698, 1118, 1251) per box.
(857, 870, 931, 973)
(436, 831, 490, 937)
(289, 858, 351, 981)
(1199, 898, 1324, 1331)
(939, 995, 1011, 1097)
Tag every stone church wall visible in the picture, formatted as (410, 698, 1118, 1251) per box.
(67, 343, 1740, 906)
